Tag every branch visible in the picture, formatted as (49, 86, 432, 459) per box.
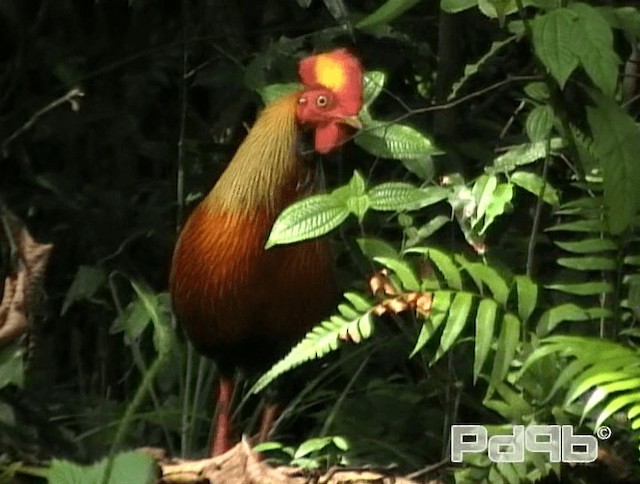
(2, 88, 84, 158)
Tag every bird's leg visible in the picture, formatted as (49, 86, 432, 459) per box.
(257, 401, 280, 443)
(210, 375, 234, 456)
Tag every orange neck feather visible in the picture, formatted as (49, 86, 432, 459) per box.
(203, 92, 302, 216)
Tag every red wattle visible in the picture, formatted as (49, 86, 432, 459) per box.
(315, 123, 350, 154)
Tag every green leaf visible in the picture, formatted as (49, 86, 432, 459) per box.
(405, 247, 463, 290)
(411, 291, 451, 357)
(369, 183, 449, 211)
(344, 292, 373, 312)
(441, 0, 476, 13)
(557, 256, 616, 271)
(546, 219, 604, 233)
(485, 381, 533, 422)
(531, 9, 579, 88)
(363, 71, 386, 108)
(596, 391, 640, 429)
(0, 343, 24, 389)
(624, 256, 640, 267)
(332, 435, 349, 451)
(568, 3, 619, 96)
(473, 175, 498, 223)
(491, 138, 564, 173)
(258, 82, 301, 105)
(356, 121, 443, 160)
(294, 436, 335, 458)
(253, 441, 286, 453)
(491, 313, 520, 383)
(405, 215, 450, 247)
(546, 281, 613, 296)
(347, 195, 370, 222)
(401, 157, 435, 180)
(356, 0, 422, 30)
(586, 90, 640, 234)
(435, 292, 473, 361)
(475, 299, 498, 383)
(461, 261, 510, 306)
(554, 238, 617, 254)
(411, 320, 435, 358)
(110, 299, 151, 343)
(130, 282, 174, 357)
(514, 275, 537, 322)
(511, 171, 559, 206)
(542, 358, 591, 403)
(479, 0, 517, 24)
(496, 461, 521, 484)
(373, 256, 420, 291)
(524, 82, 550, 101)
(598, 7, 640, 39)
(525, 104, 554, 142)
(480, 183, 513, 234)
(253, 307, 374, 393)
(62, 265, 106, 315)
(348, 170, 366, 196)
(536, 303, 592, 336)
(337, 303, 361, 320)
(357, 238, 399, 259)
(449, 36, 517, 100)
(47, 451, 156, 484)
(322, 0, 350, 23)
(266, 194, 350, 247)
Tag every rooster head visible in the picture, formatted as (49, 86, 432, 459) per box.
(296, 48, 363, 154)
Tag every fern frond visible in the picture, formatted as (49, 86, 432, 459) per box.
(524, 335, 640, 451)
(251, 294, 374, 393)
(454, 425, 559, 484)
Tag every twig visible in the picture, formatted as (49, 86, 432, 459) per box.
(343, 75, 540, 147)
(525, 136, 551, 280)
(499, 99, 526, 141)
(176, 0, 190, 231)
(406, 458, 450, 480)
(319, 354, 370, 437)
(2, 88, 84, 157)
(410, 75, 539, 115)
(382, 86, 413, 113)
(178, 0, 192, 458)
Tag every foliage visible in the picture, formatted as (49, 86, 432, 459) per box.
(2, 0, 640, 483)
(46, 451, 156, 484)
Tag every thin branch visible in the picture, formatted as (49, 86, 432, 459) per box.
(406, 458, 450, 480)
(2, 88, 84, 157)
(499, 99, 526, 141)
(381, 86, 413, 113)
(319, 354, 370, 437)
(342, 75, 540, 148)
(411, 75, 540, 115)
(178, 0, 191, 458)
(525, 136, 551, 280)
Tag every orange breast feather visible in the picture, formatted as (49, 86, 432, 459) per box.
(169, 203, 336, 372)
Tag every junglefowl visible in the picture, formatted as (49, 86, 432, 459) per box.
(169, 48, 364, 456)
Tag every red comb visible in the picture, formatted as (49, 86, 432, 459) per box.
(298, 49, 363, 116)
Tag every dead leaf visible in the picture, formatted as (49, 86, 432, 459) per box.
(0, 206, 53, 347)
(157, 440, 426, 484)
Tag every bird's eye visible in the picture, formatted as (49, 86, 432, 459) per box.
(316, 95, 328, 107)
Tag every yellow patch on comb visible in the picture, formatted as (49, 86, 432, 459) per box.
(315, 54, 346, 92)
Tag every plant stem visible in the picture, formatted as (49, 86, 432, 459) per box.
(181, 343, 194, 457)
(102, 353, 166, 484)
(319, 354, 370, 437)
(526, 136, 551, 278)
(176, 0, 189, 231)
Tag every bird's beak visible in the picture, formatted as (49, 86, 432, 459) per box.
(339, 115, 363, 130)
